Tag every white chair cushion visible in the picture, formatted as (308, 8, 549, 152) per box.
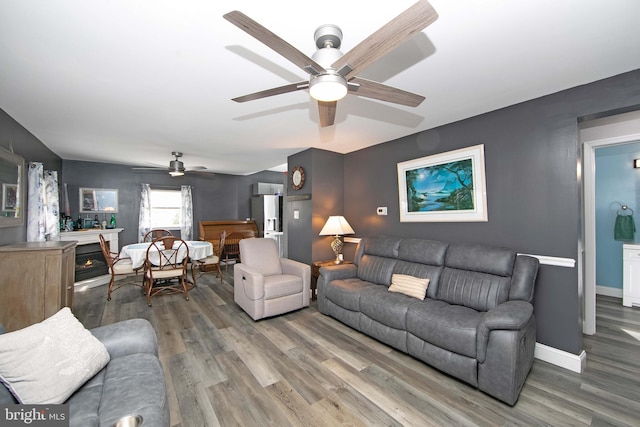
(263, 275, 303, 299)
(146, 268, 185, 279)
(199, 255, 219, 265)
(111, 259, 135, 274)
(239, 238, 282, 276)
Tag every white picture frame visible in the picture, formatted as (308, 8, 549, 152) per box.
(397, 144, 488, 222)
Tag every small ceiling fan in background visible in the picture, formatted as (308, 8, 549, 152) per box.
(223, 0, 438, 127)
(132, 152, 212, 177)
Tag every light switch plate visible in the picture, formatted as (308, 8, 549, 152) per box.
(377, 207, 387, 215)
(293, 209, 300, 219)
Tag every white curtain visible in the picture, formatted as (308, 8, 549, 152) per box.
(138, 183, 151, 242)
(27, 163, 60, 242)
(181, 185, 193, 241)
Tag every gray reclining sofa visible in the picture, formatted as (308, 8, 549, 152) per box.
(0, 319, 169, 426)
(317, 237, 539, 405)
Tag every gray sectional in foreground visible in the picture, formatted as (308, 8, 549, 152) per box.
(317, 237, 539, 405)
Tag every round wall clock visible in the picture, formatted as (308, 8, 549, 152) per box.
(291, 166, 305, 190)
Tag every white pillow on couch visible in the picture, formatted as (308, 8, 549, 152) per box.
(0, 307, 110, 404)
(388, 274, 430, 300)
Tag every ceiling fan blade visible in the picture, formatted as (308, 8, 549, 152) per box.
(332, 0, 438, 79)
(232, 81, 309, 103)
(224, 11, 326, 76)
(318, 101, 337, 127)
(348, 77, 425, 107)
(132, 167, 165, 171)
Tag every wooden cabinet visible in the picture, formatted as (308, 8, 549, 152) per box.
(0, 241, 76, 332)
(623, 244, 640, 307)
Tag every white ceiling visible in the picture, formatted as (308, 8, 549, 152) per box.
(1, 0, 639, 175)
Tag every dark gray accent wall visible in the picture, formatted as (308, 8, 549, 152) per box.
(0, 108, 61, 246)
(343, 69, 640, 355)
(62, 161, 285, 247)
(312, 149, 345, 262)
(286, 148, 345, 265)
(286, 149, 313, 264)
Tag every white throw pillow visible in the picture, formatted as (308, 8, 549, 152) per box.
(388, 274, 430, 300)
(0, 307, 110, 404)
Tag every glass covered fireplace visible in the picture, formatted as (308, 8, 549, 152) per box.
(75, 243, 109, 282)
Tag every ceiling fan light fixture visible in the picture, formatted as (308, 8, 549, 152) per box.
(309, 73, 347, 102)
(169, 158, 185, 176)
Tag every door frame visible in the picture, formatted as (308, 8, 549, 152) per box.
(581, 112, 640, 335)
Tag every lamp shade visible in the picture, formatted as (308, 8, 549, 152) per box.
(319, 216, 355, 236)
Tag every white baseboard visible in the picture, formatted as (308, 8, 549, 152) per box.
(534, 342, 586, 373)
(596, 285, 623, 298)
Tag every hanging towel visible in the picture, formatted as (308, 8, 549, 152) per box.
(614, 214, 636, 242)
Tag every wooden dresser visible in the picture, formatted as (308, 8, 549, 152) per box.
(0, 241, 77, 332)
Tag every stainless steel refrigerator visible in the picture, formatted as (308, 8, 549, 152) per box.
(251, 195, 284, 256)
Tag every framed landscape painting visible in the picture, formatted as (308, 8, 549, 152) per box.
(397, 144, 488, 222)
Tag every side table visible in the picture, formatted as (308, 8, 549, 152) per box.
(311, 260, 353, 301)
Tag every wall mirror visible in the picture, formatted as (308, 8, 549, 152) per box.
(79, 188, 119, 213)
(0, 148, 25, 228)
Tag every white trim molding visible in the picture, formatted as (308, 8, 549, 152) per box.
(519, 253, 576, 268)
(535, 342, 586, 373)
(596, 285, 623, 298)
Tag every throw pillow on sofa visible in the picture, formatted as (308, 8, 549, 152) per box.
(0, 307, 110, 404)
(388, 274, 430, 300)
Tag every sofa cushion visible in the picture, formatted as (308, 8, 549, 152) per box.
(93, 353, 167, 427)
(445, 243, 515, 277)
(357, 255, 397, 285)
(323, 278, 379, 311)
(388, 274, 430, 300)
(0, 307, 110, 404)
(363, 237, 402, 258)
(406, 300, 482, 358)
(361, 286, 423, 330)
(397, 238, 448, 265)
(438, 268, 511, 311)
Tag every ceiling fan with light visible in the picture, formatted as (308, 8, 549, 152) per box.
(223, 0, 438, 127)
(132, 152, 212, 177)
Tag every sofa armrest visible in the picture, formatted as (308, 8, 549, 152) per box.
(476, 301, 533, 363)
(90, 318, 158, 359)
(319, 263, 358, 284)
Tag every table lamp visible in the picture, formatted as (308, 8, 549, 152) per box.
(319, 216, 355, 264)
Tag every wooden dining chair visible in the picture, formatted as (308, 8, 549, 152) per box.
(223, 231, 247, 271)
(143, 229, 174, 242)
(143, 236, 190, 306)
(99, 234, 139, 301)
(191, 230, 226, 286)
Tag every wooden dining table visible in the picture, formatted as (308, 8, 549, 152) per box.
(120, 240, 213, 270)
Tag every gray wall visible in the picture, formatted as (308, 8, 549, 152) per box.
(61, 161, 285, 247)
(286, 149, 313, 264)
(286, 148, 345, 265)
(342, 69, 640, 355)
(0, 109, 61, 246)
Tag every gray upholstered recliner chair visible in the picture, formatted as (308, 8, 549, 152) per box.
(234, 238, 310, 320)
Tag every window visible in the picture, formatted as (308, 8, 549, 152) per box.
(149, 189, 181, 229)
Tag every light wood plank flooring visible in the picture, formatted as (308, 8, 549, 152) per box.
(74, 270, 640, 426)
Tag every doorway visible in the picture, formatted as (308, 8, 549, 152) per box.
(581, 110, 640, 335)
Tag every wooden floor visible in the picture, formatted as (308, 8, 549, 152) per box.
(74, 269, 640, 427)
